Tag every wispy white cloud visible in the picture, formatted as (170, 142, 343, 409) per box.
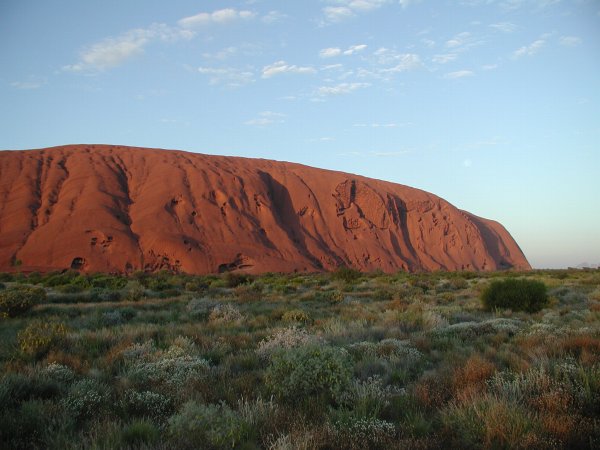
(371, 150, 410, 156)
(262, 10, 288, 24)
(10, 79, 46, 89)
(202, 46, 238, 60)
(444, 70, 474, 79)
(262, 61, 316, 78)
(354, 122, 406, 128)
(482, 63, 499, 70)
(344, 44, 368, 55)
(197, 66, 254, 87)
(356, 49, 421, 81)
(559, 36, 581, 47)
(513, 39, 545, 58)
(432, 53, 457, 64)
(399, 0, 422, 8)
(489, 22, 517, 33)
(339, 149, 410, 157)
(317, 82, 370, 96)
(322, 6, 356, 23)
(500, 0, 560, 11)
(321, 0, 391, 24)
(379, 54, 422, 73)
(308, 136, 336, 142)
(319, 44, 367, 58)
(178, 8, 255, 28)
(444, 31, 483, 53)
(202, 43, 261, 61)
(245, 111, 285, 126)
(63, 24, 193, 72)
(322, 63, 344, 71)
(320, 47, 342, 58)
(374, 48, 421, 69)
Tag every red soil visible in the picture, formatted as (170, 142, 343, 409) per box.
(0, 145, 530, 274)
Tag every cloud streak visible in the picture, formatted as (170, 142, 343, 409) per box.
(319, 44, 367, 58)
(245, 111, 285, 126)
(262, 61, 316, 78)
(10, 79, 46, 89)
(197, 66, 254, 87)
(513, 39, 545, 58)
(178, 8, 255, 28)
(321, 0, 391, 24)
(444, 70, 474, 79)
(317, 82, 370, 96)
(559, 36, 581, 47)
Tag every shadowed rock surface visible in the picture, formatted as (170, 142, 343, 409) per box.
(0, 145, 530, 273)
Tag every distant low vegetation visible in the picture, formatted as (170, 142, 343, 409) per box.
(0, 268, 599, 449)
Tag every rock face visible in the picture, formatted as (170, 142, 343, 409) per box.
(0, 145, 530, 274)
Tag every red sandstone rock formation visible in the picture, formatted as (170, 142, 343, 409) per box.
(0, 145, 530, 273)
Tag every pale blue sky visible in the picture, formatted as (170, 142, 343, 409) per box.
(1, 0, 599, 268)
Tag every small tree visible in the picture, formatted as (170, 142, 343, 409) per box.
(481, 279, 548, 313)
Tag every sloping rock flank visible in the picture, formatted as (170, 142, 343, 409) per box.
(0, 145, 530, 273)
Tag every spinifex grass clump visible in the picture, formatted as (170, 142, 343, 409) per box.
(481, 278, 548, 312)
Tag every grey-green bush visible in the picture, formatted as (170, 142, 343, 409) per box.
(168, 401, 250, 449)
(481, 278, 548, 313)
(265, 345, 352, 403)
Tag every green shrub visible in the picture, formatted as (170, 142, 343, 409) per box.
(168, 401, 250, 449)
(234, 283, 263, 301)
(332, 266, 362, 283)
(147, 278, 173, 292)
(89, 275, 127, 290)
(187, 297, 218, 319)
(265, 345, 352, 403)
(328, 412, 396, 449)
(441, 394, 541, 448)
(62, 378, 110, 422)
(0, 286, 46, 318)
(126, 339, 211, 389)
(0, 273, 13, 282)
(256, 327, 319, 360)
(41, 270, 79, 287)
(120, 390, 172, 423)
(124, 281, 146, 301)
(40, 363, 75, 385)
(184, 278, 210, 293)
(0, 399, 49, 449)
(120, 419, 160, 447)
(0, 372, 62, 408)
(17, 321, 68, 356)
(481, 279, 548, 312)
(208, 303, 243, 324)
(56, 283, 84, 294)
(225, 272, 252, 288)
(281, 309, 311, 323)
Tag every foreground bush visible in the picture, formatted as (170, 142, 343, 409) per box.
(168, 401, 250, 449)
(481, 279, 548, 312)
(266, 345, 352, 403)
(17, 321, 68, 356)
(0, 286, 46, 318)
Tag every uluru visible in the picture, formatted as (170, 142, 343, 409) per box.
(0, 145, 530, 274)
